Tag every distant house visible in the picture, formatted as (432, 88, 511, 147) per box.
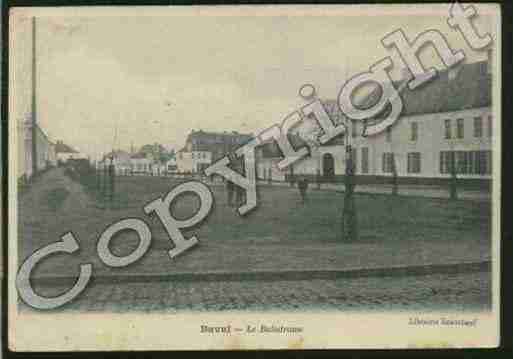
(176, 130, 252, 174)
(165, 157, 178, 174)
(255, 129, 345, 182)
(55, 140, 87, 165)
(48, 142, 57, 167)
(152, 159, 168, 176)
(100, 150, 132, 175)
(255, 140, 286, 182)
(17, 115, 57, 181)
(130, 152, 153, 175)
(176, 149, 212, 174)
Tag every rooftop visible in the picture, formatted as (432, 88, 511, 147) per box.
(130, 153, 149, 159)
(342, 59, 491, 121)
(55, 140, 78, 154)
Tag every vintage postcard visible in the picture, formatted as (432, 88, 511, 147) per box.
(8, 4, 501, 351)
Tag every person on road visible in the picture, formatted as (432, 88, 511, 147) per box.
(298, 177, 309, 203)
(235, 183, 245, 207)
(226, 178, 234, 207)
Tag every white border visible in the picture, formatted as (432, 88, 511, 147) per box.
(7, 4, 501, 351)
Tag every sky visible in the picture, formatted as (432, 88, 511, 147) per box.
(11, 5, 498, 160)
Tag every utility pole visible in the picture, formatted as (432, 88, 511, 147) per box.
(96, 156, 102, 193)
(449, 144, 458, 200)
(340, 58, 358, 242)
(390, 126, 398, 196)
(341, 122, 358, 242)
(108, 155, 115, 205)
(31, 17, 38, 177)
(391, 153, 398, 196)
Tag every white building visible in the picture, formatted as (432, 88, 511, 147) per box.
(348, 59, 492, 185)
(176, 150, 212, 173)
(17, 116, 57, 182)
(165, 157, 178, 174)
(55, 140, 88, 164)
(152, 160, 168, 176)
(130, 153, 153, 175)
(256, 59, 493, 186)
(100, 150, 132, 176)
(256, 131, 345, 182)
(176, 130, 252, 174)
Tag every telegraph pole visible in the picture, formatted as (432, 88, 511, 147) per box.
(341, 121, 358, 242)
(31, 17, 38, 177)
(339, 59, 357, 241)
(449, 142, 458, 200)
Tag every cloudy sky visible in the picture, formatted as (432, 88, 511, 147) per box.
(11, 5, 498, 159)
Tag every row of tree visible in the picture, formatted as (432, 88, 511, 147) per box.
(137, 143, 176, 163)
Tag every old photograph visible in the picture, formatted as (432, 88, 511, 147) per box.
(8, 4, 501, 350)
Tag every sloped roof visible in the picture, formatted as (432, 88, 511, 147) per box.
(259, 61, 490, 158)
(130, 153, 149, 159)
(186, 130, 254, 152)
(189, 130, 253, 141)
(346, 60, 491, 121)
(402, 60, 490, 115)
(55, 141, 78, 154)
(102, 150, 130, 161)
(259, 133, 313, 159)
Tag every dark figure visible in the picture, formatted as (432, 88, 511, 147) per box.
(103, 163, 109, 198)
(235, 184, 245, 207)
(298, 177, 309, 203)
(226, 180, 235, 207)
(449, 152, 458, 200)
(108, 163, 116, 203)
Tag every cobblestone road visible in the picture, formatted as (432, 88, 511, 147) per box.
(23, 271, 491, 313)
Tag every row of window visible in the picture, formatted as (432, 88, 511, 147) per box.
(352, 149, 425, 174)
(356, 148, 491, 175)
(182, 117, 492, 162)
(444, 116, 492, 140)
(191, 152, 208, 160)
(353, 115, 492, 142)
(134, 163, 150, 171)
(380, 152, 422, 173)
(440, 151, 492, 175)
(178, 152, 209, 160)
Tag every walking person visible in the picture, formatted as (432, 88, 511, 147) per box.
(226, 178, 234, 207)
(298, 176, 309, 203)
(235, 183, 245, 207)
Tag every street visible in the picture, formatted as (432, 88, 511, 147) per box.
(22, 271, 490, 313)
(16, 168, 492, 314)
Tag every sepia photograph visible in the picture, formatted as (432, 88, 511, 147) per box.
(7, 4, 501, 350)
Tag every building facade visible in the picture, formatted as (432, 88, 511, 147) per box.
(177, 130, 253, 174)
(130, 153, 154, 175)
(255, 59, 492, 186)
(100, 150, 132, 175)
(346, 59, 492, 184)
(176, 150, 212, 173)
(17, 116, 56, 182)
(165, 157, 178, 174)
(55, 140, 88, 164)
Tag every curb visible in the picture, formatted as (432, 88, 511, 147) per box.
(31, 260, 490, 286)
